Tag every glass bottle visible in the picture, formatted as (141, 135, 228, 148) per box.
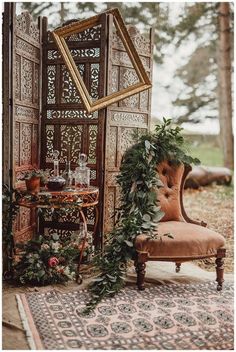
(75, 153, 90, 189)
(47, 150, 66, 191)
(62, 159, 73, 190)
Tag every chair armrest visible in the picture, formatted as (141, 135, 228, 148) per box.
(180, 164, 207, 228)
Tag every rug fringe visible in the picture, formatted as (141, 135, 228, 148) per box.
(16, 294, 37, 350)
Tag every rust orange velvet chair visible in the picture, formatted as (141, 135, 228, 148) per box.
(134, 161, 226, 291)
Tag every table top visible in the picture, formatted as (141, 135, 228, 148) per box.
(39, 186, 99, 196)
(17, 186, 99, 209)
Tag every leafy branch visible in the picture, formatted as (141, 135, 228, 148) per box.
(85, 119, 200, 311)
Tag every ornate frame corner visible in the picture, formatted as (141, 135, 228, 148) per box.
(52, 8, 152, 113)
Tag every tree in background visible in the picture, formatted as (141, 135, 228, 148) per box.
(171, 2, 233, 168)
(217, 2, 233, 169)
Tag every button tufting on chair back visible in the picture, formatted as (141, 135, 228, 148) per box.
(156, 161, 185, 222)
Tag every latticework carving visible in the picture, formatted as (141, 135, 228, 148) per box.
(46, 125, 55, 163)
(21, 58, 33, 103)
(107, 127, 117, 168)
(47, 65, 56, 104)
(112, 25, 151, 56)
(15, 106, 38, 120)
(15, 122, 20, 166)
(111, 111, 147, 127)
(20, 123, 32, 165)
(16, 37, 40, 60)
(104, 23, 153, 233)
(88, 125, 98, 164)
(111, 66, 119, 93)
(16, 12, 40, 42)
(34, 64, 39, 104)
(90, 63, 100, 101)
(15, 54, 21, 100)
(66, 25, 101, 42)
(60, 125, 83, 163)
(61, 64, 84, 103)
(46, 109, 98, 120)
(120, 127, 135, 154)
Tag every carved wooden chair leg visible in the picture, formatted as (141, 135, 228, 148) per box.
(175, 263, 181, 273)
(215, 248, 226, 291)
(135, 252, 148, 291)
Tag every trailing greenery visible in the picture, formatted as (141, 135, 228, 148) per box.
(2, 185, 21, 277)
(86, 119, 200, 311)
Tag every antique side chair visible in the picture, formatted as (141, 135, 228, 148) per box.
(134, 161, 226, 291)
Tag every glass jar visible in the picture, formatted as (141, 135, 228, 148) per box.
(47, 150, 66, 191)
(75, 153, 90, 188)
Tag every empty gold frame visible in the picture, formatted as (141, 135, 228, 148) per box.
(52, 8, 152, 113)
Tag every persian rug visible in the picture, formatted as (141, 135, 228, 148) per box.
(16, 281, 234, 350)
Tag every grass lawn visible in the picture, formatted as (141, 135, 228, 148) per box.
(187, 141, 224, 167)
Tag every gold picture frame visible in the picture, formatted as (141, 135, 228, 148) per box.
(52, 8, 152, 113)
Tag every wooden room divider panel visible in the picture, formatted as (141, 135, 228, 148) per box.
(103, 17, 154, 233)
(2, 4, 42, 244)
(40, 15, 108, 245)
(3, 6, 153, 251)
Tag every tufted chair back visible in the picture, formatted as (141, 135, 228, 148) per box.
(156, 161, 186, 222)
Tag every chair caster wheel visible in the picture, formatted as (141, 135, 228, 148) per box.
(76, 274, 83, 285)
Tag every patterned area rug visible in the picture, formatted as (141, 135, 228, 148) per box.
(16, 282, 234, 350)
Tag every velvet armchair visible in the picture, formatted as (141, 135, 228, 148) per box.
(134, 161, 226, 291)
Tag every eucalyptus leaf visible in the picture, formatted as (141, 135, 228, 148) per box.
(52, 233, 59, 241)
(124, 240, 133, 247)
(142, 214, 151, 222)
(153, 211, 165, 222)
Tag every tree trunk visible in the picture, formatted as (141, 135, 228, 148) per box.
(217, 2, 233, 169)
(59, 3, 66, 24)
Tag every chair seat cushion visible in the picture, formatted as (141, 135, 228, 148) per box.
(135, 221, 226, 259)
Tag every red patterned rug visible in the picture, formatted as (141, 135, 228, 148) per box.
(16, 281, 234, 350)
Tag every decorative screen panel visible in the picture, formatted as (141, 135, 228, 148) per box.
(40, 16, 107, 244)
(11, 11, 41, 243)
(41, 20, 106, 185)
(2, 5, 41, 256)
(103, 21, 153, 232)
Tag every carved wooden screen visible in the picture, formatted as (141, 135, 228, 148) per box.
(3, 4, 42, 243)
(103, 18, 153, 232)
(40, 16, 107, 243)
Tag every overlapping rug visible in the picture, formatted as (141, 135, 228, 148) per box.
(16, 281, 234, 350)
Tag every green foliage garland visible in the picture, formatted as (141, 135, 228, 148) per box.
(86, 119, 200, 310)
(2, 185, 21, 276)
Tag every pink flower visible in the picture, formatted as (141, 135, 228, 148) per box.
(48, 257, 59, 267)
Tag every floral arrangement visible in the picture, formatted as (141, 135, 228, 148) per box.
(85, 119, 200, 311)
(13, 234, 80, 285)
